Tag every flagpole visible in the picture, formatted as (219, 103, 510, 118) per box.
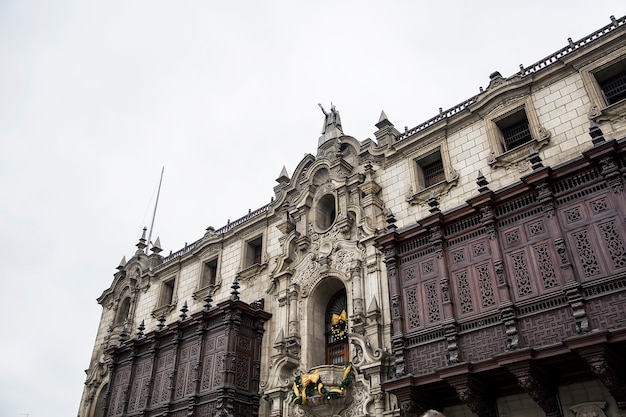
(147, 166, 164, 254)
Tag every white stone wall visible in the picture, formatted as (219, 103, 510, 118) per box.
(377, 69, 598, 232)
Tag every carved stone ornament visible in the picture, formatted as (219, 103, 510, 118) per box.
(406, 169, 460, 206)
(349, 333, 390, 367)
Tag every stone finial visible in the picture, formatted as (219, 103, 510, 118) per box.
(179, 301, 188, 321)
(230, 276, 240, 301)
(151, 237, 162, 254)
(136, 227, 147, 253)
(203, 288, 213, 312)
(477, 171, 490, 193)
(375, 110, 393, 129)
(529, 147, 544, 170)
(157, 313, 166, 331)
(276, 166, 290, 184)
(428, 192, 440, 214)
(385, 209, 397, 232)
(589, 120, 605, 145)
(117, 256, 127, 270)
(136, 320, 145, 338)
(119, 326, 128, 345)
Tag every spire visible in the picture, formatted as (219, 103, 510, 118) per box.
(589, 120, 605, 145)
(374, 109, 399, 147)
(276, 166, 290, 184)
(135, 227, 147, 254)
(375, 110, 393, 129)
(151, 237, 162, 254)
(385, 209, 398, 232)
(529, 147, 544, 170)
(428, 192, 440, 214)
(117, 256, 127, 270)
(477, 170, 490, 193)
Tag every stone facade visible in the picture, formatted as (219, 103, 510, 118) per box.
(79, 15, 626, 417)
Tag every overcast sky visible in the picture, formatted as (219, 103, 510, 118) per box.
(0, 2, 624, 416)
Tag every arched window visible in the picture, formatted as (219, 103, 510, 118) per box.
(316, 194, 336, 231)
(115, 297, 131, 325)
(325, 289, 349, 365)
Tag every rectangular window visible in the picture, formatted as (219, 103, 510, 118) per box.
(418, 151, 445, 188)
(246, 236, 263, 267)
(595, 60, 626, 105)
(201, 258, 218, 288)
(160, 278, 175, 307)
(327, 344, 348, 365)
(497, 109, 532, 151)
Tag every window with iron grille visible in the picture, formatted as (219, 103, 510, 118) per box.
(496, 109, 532, 151)
(418, 150, 445, 188)
(595, 60, 626, 105)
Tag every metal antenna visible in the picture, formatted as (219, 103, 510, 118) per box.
(146, 166, 164, 254)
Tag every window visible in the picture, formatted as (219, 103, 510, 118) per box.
(325, 289, 349, 365)
(485, 96, 549, 169)
(115, 297, 131, 325)
(417, 150, 445, 188)
(246, 236, 263, 267)
(201, 258, 218, 288)
(496, 109, 532, 151)
(581, 46, 626, 124)
(160, 278, 175, 307)
(315, 193, 336, 231)
(595, 60, 626, 105)
(407, 141, 459, 205)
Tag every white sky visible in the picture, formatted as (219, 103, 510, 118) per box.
(0, 2, 623, 416)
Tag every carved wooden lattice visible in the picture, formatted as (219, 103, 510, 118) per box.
(571, 229, 602, 278)
(103, 299, 270, 417)
(377, 141, 626, 401)
(425, 281, 441, 323)
(598, 220, 626, 270)
(533, 243, 558, 290)
(458, 325, 503, 362)
(405, 286, 421, 329)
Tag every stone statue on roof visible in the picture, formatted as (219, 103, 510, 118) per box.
(318, 103, 343, 146)
(319, 103, 342, 135)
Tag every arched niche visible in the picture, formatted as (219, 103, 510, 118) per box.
(307, 276, 347, 367)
